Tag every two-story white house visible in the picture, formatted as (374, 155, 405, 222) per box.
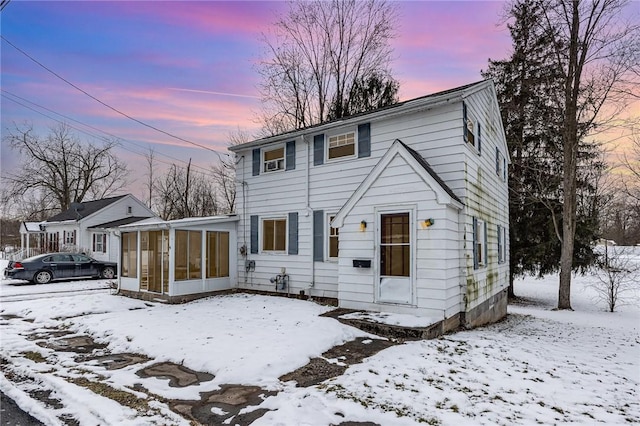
(228, 79, 509, 330)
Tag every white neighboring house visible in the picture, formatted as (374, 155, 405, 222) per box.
(18, 194, 157, 263)
(228, 79, 510, 331)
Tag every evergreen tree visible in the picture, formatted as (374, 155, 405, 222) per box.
(482, 0, 603, 295)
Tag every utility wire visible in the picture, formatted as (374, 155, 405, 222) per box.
(2, 92, 218, 177)
(1, 89, 215, 174)
(1, 35, 227, 159)
(0, 0, 10, 12)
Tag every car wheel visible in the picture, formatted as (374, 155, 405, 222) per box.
(34, 270, 52, 284)
(101, 266, 116, 279)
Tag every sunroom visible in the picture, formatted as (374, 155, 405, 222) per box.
(117, 215, 239, 302)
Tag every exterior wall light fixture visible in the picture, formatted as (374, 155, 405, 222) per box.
(422, 218, 435, 229)
(360, 220, 367, 232)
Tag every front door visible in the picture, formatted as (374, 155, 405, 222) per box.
(378, 211, 413, 304)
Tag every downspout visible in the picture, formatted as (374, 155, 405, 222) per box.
(113, 230, 121, 295)
(237, 154, 249, 287)
(304, 135, 315, 291)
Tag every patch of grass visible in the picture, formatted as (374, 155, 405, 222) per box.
(69, 377, 149, 411)
(21, 351, 47, 363)
(450, 404, 459, 413)
(552, 406, 565, 415)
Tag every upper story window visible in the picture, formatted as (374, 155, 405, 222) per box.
(263, 146, 285, 173)
(463, 102, 481, 154)
(496, 148, 506, 181)
(328, 131, 356, 160)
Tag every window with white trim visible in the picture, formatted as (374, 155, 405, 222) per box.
(328, 214, 339, 260)
(263, 146, 285, 172)
(496, 148, 505, 179)
(64, 230, 76, 245)
(498, 225, 506, 264)
(463, 102, 481, 154)
(328, 131, 355, 160)
(93, 233, 107, 253)
(474, 218, 487, 268)
(262, 218, 287, 252)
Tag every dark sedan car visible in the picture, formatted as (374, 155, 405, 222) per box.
(4, 253, 117, 284)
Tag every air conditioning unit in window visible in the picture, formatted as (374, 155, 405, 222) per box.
(265, 160, 280, 171)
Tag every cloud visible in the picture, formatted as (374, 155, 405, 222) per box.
(167, 88, 259, 99)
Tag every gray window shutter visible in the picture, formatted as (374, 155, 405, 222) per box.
(252, 148, 261, 176)
(478, 122, 482, 154)
(472, 217, 478, 270)
(250, 215, 259, 254)
(463, 102, 468, 143)
(496, 147, 500, 175)
(314, 134, 324, 166)
(286, 140, 296, 171)
(358, 123, 371, 158)
(497, 224, 502, 263)
(288, 212, 298, 255)
(484, 221, 488, 265)
(313, 210, 324, 261)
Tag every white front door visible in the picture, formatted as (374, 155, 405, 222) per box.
(377, 211, 413, 304)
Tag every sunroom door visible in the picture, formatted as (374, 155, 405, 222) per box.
(378, 211, 413, 304)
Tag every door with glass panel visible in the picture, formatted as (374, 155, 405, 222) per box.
(378, 212, 413, 304)
(140, 230, 168, 293)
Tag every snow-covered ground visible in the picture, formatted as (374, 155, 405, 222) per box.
(0, 256, 638, 425)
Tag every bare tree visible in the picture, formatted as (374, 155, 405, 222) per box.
(590, 245, 639, 312)
(144, 147, 156, 210)
(258, 0, 399, 133)
(538, 0, 639, 310)
(3, 122, 129, 213)
(154, 159, 219, 220)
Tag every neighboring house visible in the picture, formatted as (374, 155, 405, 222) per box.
(226, 79, 510, 330)
(117, 216, 238, 302)
(17, 194, 156, 263)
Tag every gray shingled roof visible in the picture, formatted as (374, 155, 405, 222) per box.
(88, 216, 153, 229)
(47, 195, 128, 222)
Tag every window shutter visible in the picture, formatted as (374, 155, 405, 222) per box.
(286, 140, 296, 171)
(313, 210, 324, 261)
(288, 212, 298, 255)
(472, 217, 478, 270)
(102, 234, 107, 253)
(463, 102, 468, 143)
(358, 123, 371, 158)
(477, 122, 482, 154)
(313, 134, 324, 166)
(250, 215, 259, 254)
(73, 230, 76, 244)
(92, 234, 96, 252)
(496, 147, 500, 175)
(63, 230, 66, 243)
(497, 225, 502, 263)
(483, 221, 488, 265)
(503, 157, 507, 180)
(252, 148, 261, 176)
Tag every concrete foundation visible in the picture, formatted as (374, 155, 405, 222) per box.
(463, 288, 508, 329)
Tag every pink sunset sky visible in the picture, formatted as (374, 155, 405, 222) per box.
(1, 1, 637, 201)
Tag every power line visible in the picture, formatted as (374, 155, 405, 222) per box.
(0, 0, 11, 12)
(1, 89, 217, 174)
(1, 35, 227, 159)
